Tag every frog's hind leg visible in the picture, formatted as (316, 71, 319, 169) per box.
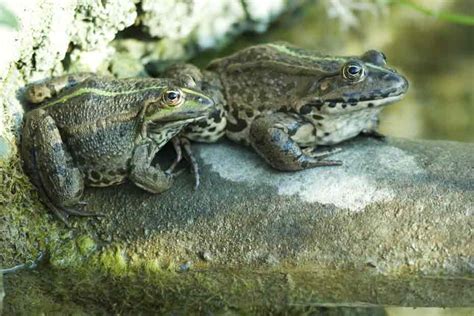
(249, 113, 342, 171)
(24, 109, 96, 224)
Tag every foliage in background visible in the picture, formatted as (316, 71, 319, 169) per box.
(0, 3, 18, 29)
(388, 0, 474, 25)
(325, 0, 474, 27)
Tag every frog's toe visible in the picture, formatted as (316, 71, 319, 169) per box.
(51, 207, 71, 227)
(304, 146, 342, 158)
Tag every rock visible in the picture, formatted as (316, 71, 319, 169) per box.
(2, 137, 473, 313)
(0, 273, 3, 314)
(75, 137, 472, 276)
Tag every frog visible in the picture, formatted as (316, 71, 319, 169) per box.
(164, 42, 409, 171)
(21, 74, 214, 224)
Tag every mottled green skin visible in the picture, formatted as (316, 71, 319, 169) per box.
(21, 76, 214, 222)
(166, 42, 409, 170)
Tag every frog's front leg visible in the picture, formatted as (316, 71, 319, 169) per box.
(249, 113, 342, 171)
(166, 137, 200, 189)
(129, 143, 175, 194)
(22, 109, 89, 223)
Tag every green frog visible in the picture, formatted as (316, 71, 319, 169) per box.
(21, 74, 214, 224)
(164, 42, 409, 171)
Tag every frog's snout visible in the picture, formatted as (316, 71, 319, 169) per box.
(395, 74, 409, 95)
(383, 70, 409, 96)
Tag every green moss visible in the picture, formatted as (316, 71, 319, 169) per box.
(4, 263, 473, 314)
(76, 235, 97, 256)
(96, 245, 128, 275)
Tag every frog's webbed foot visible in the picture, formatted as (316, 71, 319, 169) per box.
(38, 188, 102, 227)
(166, 136, 200, 189)
(249, 113, 342, 171)
(360, 129, 386, 141)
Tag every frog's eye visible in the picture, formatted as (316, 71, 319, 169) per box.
(162, 89, 183, 107)
(342, 61, 366, 83)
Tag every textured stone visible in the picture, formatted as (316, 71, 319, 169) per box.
(2, 137, 473, 313)
(76, 137, 472, 275)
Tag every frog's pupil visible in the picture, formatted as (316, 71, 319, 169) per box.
(348, 66, 360, 75)
(168, 91, 178, 100)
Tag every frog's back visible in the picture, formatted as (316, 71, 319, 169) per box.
(39, 77, 167, 127)
(207, 43, 335, 112)
(210, 42, 342, 71)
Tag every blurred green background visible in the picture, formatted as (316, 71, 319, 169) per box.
(194, 0, 473, 142)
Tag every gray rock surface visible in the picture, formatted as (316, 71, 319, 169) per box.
(2, 137, 473, 312)
(82, 137, 473, 275)
(0, 273, 3, 314)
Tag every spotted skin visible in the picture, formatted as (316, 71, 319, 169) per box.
(169, 42, 408, 171)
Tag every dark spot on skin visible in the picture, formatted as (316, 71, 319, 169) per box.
(287, 127, 297, 136)
(368, 103, 374, 108)
(90, 170, 101, 180)
(231, 107, 239, 118)
(324, 132, 330, 136)
(350, 102, 358, 106)
(312, 114, 324, 120)
(299, 104, 312, 115)
(317, 123, 323, 127)
(341, 103, 347, 109)
(226, 117, 248, 132)
(197, 120, 209, 128)
(210, 110, 222, 123)
(305, 99, 323, 111)
(372, 89, 382, 97)
(328, 102, 337, 108)
(208, 126, 216, 132)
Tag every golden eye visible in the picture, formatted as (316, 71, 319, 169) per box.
(162, 89, 183, 107)
(342, 61, 366, 83)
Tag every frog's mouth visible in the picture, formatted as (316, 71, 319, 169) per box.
(150, 112, 209, 124)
